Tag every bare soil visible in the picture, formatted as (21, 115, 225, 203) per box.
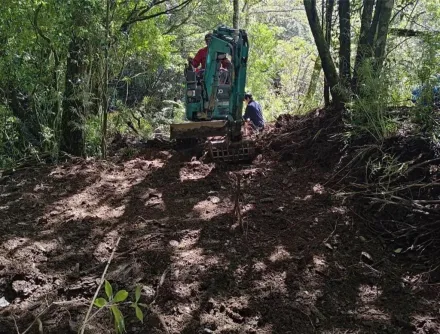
(1, 113, 439, 333)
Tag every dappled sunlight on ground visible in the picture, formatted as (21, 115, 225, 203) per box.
(269, 245, 292, 263)
(191, 197, 231, 220)
(254, 271, 288, 295)
(312, 254, 328, 271)
(0, 149, 439, 334)
(93, 230, 120, 262)
(179, 161, 214, 182)
(45, 170, 145, 222)
(358, 284, 382, 304)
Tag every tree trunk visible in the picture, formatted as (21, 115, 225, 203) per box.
(242, 0, 250, 28)
(233, 0, 240, 29)
(338, 0, 351, 88)
(323, 0, 335, 106)
(373, 0, 394, 73)
(101, 0, 111, 158)
(306, 56, 322, 100)
(60, 37, 87, 156)
(304, 0, 343, 105)
(352, 0, 375, 90)
(5, 85, 42, 146)
(352, 0, 394, 91)
(366, 1, 383, 50)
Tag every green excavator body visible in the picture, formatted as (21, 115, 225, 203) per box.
(170, 25, 255, 162)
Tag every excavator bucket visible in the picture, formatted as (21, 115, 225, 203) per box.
(170, 120, 228, 140)
(170, 120, 255, 162)
(207, 138, 256, 162)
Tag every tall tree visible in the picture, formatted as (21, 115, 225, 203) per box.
(352, 0, 395, 91)
(323, 0, 335, 106)
(373, 0, 395, 72)
(60, 1, 95, 156)
(101, 0, 111, 158)
(233, 0, 240, 29)
(303, 0, 343, 105)
(338, 0, 351, 88)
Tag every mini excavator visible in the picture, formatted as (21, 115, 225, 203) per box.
(170, 25, 255, 162)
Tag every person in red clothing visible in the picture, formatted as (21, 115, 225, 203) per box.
(188, 33, 212, 70)
(188, 33, 231, 72)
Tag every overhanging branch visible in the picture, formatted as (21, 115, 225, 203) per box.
(121, 0, 192, 31)
(389, 28, 438, 37)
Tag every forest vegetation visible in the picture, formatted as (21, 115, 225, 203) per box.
(1, 1, 440, 333)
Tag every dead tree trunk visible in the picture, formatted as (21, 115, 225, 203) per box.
(304, 0, 344, 106)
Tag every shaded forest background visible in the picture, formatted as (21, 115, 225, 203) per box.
(0, 0, 439, 164)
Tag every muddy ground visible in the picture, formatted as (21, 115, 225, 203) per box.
(1, 122, 440, 333)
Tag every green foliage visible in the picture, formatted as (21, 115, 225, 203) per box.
(3, 0, 440, 164)
(245, 23, 318, 121)
(92, 280, 144, 334)
(347, 61, 398, 142)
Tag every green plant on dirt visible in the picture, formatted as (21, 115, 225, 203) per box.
(88, 281, 144, 334)
(366, 150, 408, 185)
(346, 61, 398, 142)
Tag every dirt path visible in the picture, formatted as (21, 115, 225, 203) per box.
(0, 146, 439, 333)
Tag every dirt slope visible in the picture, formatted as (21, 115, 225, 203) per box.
(0, 114, 439, 333)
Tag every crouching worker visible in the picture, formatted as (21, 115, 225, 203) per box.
(243, 93, 264, 133)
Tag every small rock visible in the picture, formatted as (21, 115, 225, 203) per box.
(143, 285, 156, 299)
(169, 240, 179, 247)
(12, 280, 35, 296)
(204, 329, 214, 334)
(0, 297, 10, 308)
(209, 196, 221, 204)
(313, 184, 325, 195)
(324, 242, 333, 250)
(179, 305, 191, 314)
